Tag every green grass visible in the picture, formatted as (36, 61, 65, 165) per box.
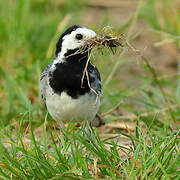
(0, 123, 179, 179)
(0, 0, 179, 179)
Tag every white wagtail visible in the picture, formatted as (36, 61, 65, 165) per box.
(40, 25, 117, 127)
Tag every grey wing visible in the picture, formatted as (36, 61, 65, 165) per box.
(89, 65, 102, 96)
(40, 63, 52, 101)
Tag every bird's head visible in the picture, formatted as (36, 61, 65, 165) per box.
(55, 25, 96, 60)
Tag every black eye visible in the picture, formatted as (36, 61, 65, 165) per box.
(75, 34, 83, 40)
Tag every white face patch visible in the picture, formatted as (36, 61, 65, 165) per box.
(56, 27, 96, 61)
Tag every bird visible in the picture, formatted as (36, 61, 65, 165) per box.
(40, 25, 105, 127)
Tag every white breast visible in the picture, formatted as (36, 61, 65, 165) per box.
(45, 83, 100, 123)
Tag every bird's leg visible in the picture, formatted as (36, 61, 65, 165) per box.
(90, 113, 105, 127)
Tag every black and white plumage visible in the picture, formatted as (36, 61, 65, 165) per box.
(40, 25, 102, 126)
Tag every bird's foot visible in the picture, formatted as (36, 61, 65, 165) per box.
(90, 113, 105, 127)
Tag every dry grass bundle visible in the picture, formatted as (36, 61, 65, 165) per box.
(86, 34, 124, 49)
(83, 31, 124, 100)
(81, 28, 124, 99)
(87, 26, 124, 49)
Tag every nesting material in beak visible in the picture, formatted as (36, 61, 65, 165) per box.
(86, 34, 124, 48)
(75, 30, 124, 56)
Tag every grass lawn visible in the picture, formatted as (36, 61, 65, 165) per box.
(0, 0, 179, 179)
